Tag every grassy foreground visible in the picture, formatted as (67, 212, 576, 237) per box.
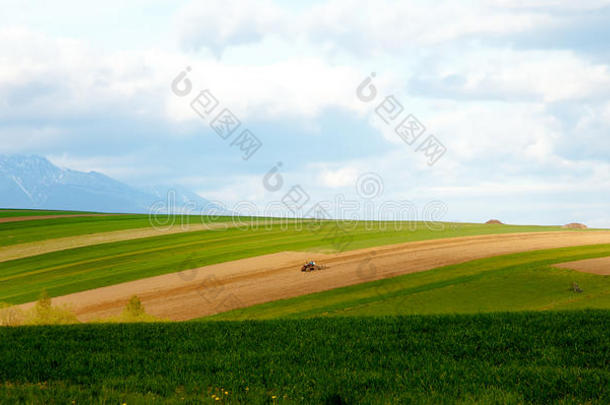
(207, 244, 610, 320)
(1, 311, 609, 404)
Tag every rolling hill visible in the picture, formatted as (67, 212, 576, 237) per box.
(1, 210, 610, 404)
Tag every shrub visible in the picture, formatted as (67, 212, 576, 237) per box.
(0, 303, 24, 326)
(124, 295, 145, 317)
(22, 290, 79, 325)
(92, 295, 164, 323)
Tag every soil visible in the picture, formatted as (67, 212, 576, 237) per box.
(562, 223, 588, 229)
(555, 256, 610, 275)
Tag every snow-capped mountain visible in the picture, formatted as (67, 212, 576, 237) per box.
(0, 155, 227, 214)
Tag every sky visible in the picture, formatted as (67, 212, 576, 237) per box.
(1, 0, 609, 226)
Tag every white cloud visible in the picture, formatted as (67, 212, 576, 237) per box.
(427, 100, 561, 162)
(410, 48, 610, 103)
(165, 58, 366, 122)
(174, 0, 558, 55)
(0, 27, 371, 125)
(175, 0, 287, 55)
(46, 153, 166, 180)
(2, 1, 610, 227)
(303, 0, 554, 52)
(317, 166, 359, 188)
(0, 125, 64, 153)
(491, 0, 610, 10)
(196, 173, 274, 209)
(0, 27, 170, 120)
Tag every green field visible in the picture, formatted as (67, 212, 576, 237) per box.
(0, 219, 574, 304)
(2, 210, 609, 404)
(206, 244, 610, 320)
(0, 213, 234, 247)
(0, 209, 98, 218)
(0, 311, 608, 404)
(0, 211, 568, 248)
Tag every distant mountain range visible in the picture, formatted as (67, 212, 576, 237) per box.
(0, 155, 227, 214)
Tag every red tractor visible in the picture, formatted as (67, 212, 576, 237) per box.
(301, 260, 326, 272)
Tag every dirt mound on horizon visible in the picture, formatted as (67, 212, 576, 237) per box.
(562, 223, 587, 229)
(485, 219, 504, 225)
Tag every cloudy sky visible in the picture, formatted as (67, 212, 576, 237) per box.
(1, 0, 609, 226)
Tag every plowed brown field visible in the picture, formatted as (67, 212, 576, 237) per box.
(556, 256, 610, 275)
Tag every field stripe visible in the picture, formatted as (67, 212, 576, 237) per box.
(0, 226, 292, 283)
(0, 213, 125, 224)
(0, 219, 306, 262)
(0, 230, 316, 299)
(555, 256, 610, 275)
(0, 222, 240, 262)
(0, 209, 97, 218)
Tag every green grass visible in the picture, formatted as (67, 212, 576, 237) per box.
(0, 214, 567, 248)
(0, 209, 98, 218)
(0, 221, 575, 304)
(0, 213, 236, 247)
(206, 244, 610, 320)
(0, 311, 608, 404)
(1, 212, 607, 403)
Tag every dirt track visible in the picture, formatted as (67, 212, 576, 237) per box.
(556, 256, 610, 275)
(17, 231, 610, 321)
